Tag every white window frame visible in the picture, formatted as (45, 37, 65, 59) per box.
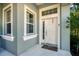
(4, 7, 11, 35)
(2, 4, 14, 41)
(23, 5, 37, 41)
(26, 10, 35, 35)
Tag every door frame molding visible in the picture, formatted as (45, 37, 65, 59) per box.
(39, 4, 61, 51)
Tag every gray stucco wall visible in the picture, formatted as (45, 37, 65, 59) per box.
(17, 3, 39, 55)
(1, 4, 17, 55)
(60, 4, 70, 51)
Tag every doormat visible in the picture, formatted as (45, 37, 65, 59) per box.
(42, 45, 57, 51)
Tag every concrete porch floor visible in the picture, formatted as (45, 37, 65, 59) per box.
(0, 45, 71, 56)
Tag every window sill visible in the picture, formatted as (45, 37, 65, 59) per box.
(23, 34, 38, 41)
(1, 35, 14, 41)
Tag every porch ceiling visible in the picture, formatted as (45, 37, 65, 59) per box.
(34, 3, 70, 8)
(35, 3, 54, 6)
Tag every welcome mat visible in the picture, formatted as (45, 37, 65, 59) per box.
(42, 45, 57, 51)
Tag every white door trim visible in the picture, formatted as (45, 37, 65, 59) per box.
(39, 4, 61, 51)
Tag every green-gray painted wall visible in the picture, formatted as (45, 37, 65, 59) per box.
(60, 4, 70, 51)
(17, 3, 39, 55)
(0, 3, 39, 55)
(1, 4, 17, 55)
(0, 3, 70, 55)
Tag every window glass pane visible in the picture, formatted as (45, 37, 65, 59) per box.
(27, 12, 29, 22)
(27, 12, 33, 23)
(43, 21, 45, 39)
(6, 10, 11, 22)
(27, 24, 33, 33)
(7, 23, 11, 34)
(29, 13, 33, 23)
(42, 8, 57, 16)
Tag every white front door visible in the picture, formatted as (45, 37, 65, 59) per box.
(41, 17, 58, 46)
(39, 4, 60, 50)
